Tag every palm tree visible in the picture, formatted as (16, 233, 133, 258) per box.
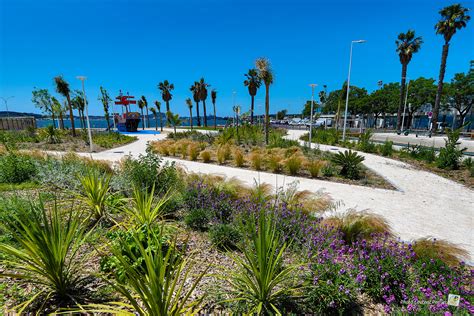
(211, 89, 217, 129)
(199, 78, 210, 127)
(154, 100, 163, 132)
(432, 4, 471, 131)
(190, 81, 201, 127)
(99, 86, 112, 131)
(141, 96, 149, 128)
(255, 58, 274, 145)
(186, 98, 193, 129)
(167, 111, 181, 134)
(150, 107, 158, 131)
(54, 76, 76, 136)
(51, 96, 65, 129)
(395, 30, 423, 131)
(72, 91, 86, 129)
(157, 80, 174, 112)
(244, 69, 262, 124)
(137, 98, 145, 130)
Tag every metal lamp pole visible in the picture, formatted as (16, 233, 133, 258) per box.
(308, 84, 318, 149)
(76, 76, 94, 152)
(342, 39, 366, 142)
(401, 78, 410, 131)
(0, 96, 14, 118)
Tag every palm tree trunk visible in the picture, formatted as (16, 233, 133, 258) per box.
(51, 112, 57, 129)
(165, 101, 170, 112)
(189, 109, 193, 129)
(203, 100, 207, 127)
(141, 109, 144, 130)
(264, 83, 270, 145)
(67, 95, 76, 136)
(397, 63, 408, 131)
(250, 95, 255, 124)
(145, 106, 149, 128)
(196, 101, 201, 127)
(59, 112, 64, 129)
(432, 43, 450, 133)
(159, 110, 163, 132)
(213, 102, 217, 130)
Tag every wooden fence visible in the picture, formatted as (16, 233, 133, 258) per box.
(0, 117, 37, 130)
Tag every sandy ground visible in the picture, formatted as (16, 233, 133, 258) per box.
(66, 128, 473, 261)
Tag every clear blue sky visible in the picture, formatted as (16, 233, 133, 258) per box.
(0, 0, 473, 116)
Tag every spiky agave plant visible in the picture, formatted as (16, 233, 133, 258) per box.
(225, 208, 300, 314)
(77, 169, 113, 223)
(331, 150, 365, 180)
(122, 184, 170, 227)
(0, 199, 90, 313)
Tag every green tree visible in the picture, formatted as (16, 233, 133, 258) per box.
(255, 58, 274, 145)
(444, 71, 474, 128)
(211, 89, 217, 129)
(395, 30, 423, 130)
(158, 80, 174, 112)
(406, 77, 437, 129)
(199, 78, 210, 127)
(154, 101, 163, 132)
(432, 4, 471, 131)
(150, 107, 158, 131)
(186, 98, 193, 129)
(32, 88, 55, 127)
(190, 81, 201, 127)
(54, 76, 76, 136)
(276, 109, 287, 120)
(51, 96, 66, 129)
(99, 86, 112, 131)
(71, 90, 86, 129)
(137, 97, 146, 130)
(243, 68, 262, 124)
(367, 82, 399, 128)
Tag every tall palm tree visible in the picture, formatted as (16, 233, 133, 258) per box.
(51, 96, 63, 129)
(211, 89, 217, 129)
(157, 80, 174, 112)
(199, 78, 210, 127)
(54, 76, 76, 136)
(244, 68, 262, 124)
(150, 107, 158, 131)
(190, 82, 201, 127)
(255, 58, 274, 145)
(137, 98, 145, 130)
(395, 30, 423, 131)
(99, 86, 112, 131)
(186, 98, 193, 129)
(72, 91, 86, 129)
(154, 101, 163, 132)
(141, 96, 149, 128)
(432, 4, 471, 131)
(167, 111, 181, 134)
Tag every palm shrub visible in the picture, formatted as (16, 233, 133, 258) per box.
(0, 199, 90, 312)
(437, 127, 466, 170)
(97, 228, 207, 315)
(225, 208, 300, 314)
(39, 125, 61, 144)
(331, 150, 365, 180)
(77, 170, 113, 223)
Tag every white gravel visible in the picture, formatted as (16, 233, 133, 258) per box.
(75, 128, 474, 261)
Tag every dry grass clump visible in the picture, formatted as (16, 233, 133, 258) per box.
(151, 140, 174, 156)
(200, 150, 212, 163)
(232, 147, 245, 167)
(412, 237, 468, 266)
(321, 210, 392, 244)
(176, 139, 190, 159)
(281, 189, 332, 214)
(188, 142, 200, 161)
(284, 153, 304, 176)
(266, 149, 284, 173)
(305, 159, 326, 178)
(217, 144, 232, 164)
(248, 149, 264, 171)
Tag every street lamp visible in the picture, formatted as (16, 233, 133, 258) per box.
(232, 91, 236, 126)
(342, 39, 366, 142)
(0, 96, 14, 118)
(308, 84, 318, 149)
(401, 77, 410, 132)
(76, 76, 94, 152)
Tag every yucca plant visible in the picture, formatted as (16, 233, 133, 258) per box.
(0, 199, 90, 312)
(331, 150, 365, 180)
(225, 208, 300, 314)
(86, 229, 207, 315)
(39, 125, 61, 144)
(77, 170, 113, 223)
(122, 184, 170, 227)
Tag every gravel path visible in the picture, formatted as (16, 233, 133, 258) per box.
(73, 128, 473, 261)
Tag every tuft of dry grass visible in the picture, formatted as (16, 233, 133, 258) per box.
(233, 147, 245, 167)
(321, 210, 392, 244)
(284, 153, 303, 176)
(151, 140, 173, 156)
(248, 149, 264, 171)
(217, 144, 231, 164)
(266, 149, 284, 173)
(177, 139, 190, 159)
(305, 159, 325, 178)
(200, 150, 212, 163)
(412, 237, 468, 266)
(188, 142, 200, 161)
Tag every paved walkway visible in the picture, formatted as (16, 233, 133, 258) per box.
(76, 128, 473, 260)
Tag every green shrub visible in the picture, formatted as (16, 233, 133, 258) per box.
(92, 132, 136, 148)
(379, 140, 394, 157)
(321, 163, 335, 177)
(0, 152, 37, 184)
(209, 224, 241, 250)
(437, 127, 466, 170)
(184, 208, 211, 231)
(357, 129, 376, 153)
(331, 150, 365, 180)
(39, 125, 61, 144)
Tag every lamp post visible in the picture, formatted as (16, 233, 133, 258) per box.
(401, 77, 410, 132)
(76, 76, 94, 152)
(232, 91, 236, 126)
(0, 96, 14, 118)
(308, 84, 318, 149)
(342, 39, 366, 142)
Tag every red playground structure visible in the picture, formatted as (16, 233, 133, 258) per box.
(114, 91, 141, 132)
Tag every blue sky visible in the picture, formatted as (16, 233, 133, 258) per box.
(0, 0, 473, 116)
